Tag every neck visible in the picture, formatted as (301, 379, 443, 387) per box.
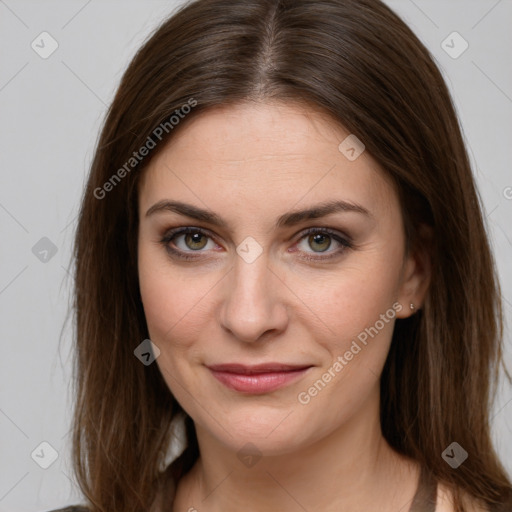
(173, 392, 420, 512)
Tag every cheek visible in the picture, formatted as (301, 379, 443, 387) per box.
(292, 255, 404, 411)
(137, 243, 212, 349)
(294, 269, 401, 427)
(299, 256, 401, 350)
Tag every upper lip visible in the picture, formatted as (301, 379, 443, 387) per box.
(207, 363, 313, 374)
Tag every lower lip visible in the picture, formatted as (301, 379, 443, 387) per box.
(208, 368, 311, 394)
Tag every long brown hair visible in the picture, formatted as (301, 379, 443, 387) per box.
(71, 0, 512, 510)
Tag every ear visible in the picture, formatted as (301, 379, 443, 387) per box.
(395, 223, 432, 319)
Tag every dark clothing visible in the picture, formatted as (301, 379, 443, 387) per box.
(409, 465, 437, 512)
(46, 508, 89, 512)
(45, 467, 436, 511)
(44, 467, 512, 512)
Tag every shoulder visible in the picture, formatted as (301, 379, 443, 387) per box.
(436, 483, 490, 512)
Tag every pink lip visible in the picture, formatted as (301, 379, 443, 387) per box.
(207, 363, 312, 394)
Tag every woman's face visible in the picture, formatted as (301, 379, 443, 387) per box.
(137, 101, 424, 456)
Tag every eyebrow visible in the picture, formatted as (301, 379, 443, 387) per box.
(145, 199, 372, 228)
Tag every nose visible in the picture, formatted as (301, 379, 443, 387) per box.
(219, 251, 289, 343)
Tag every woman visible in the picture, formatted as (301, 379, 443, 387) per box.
(52, 0, 512, 511)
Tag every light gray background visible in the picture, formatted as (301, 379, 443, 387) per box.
(0, 1, 511, 510)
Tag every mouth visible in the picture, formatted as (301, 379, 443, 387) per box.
(206, 363, 313, 394)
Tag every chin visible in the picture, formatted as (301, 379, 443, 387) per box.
(196, 404, 330, 458)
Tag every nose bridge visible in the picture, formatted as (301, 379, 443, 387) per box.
(220, 246, 288, 342)
(233, 251, 269, 300)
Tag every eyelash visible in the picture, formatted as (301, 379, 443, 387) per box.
(159, 226, 353, 262)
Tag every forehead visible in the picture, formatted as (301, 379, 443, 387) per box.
(138, 101, 398, 222)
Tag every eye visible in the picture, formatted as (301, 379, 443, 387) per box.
(159, 226, 353, 262)
(294, 227, 352, 261)
(160, 227, 219, 260)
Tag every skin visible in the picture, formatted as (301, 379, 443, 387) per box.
(137, 100, 433, 512)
